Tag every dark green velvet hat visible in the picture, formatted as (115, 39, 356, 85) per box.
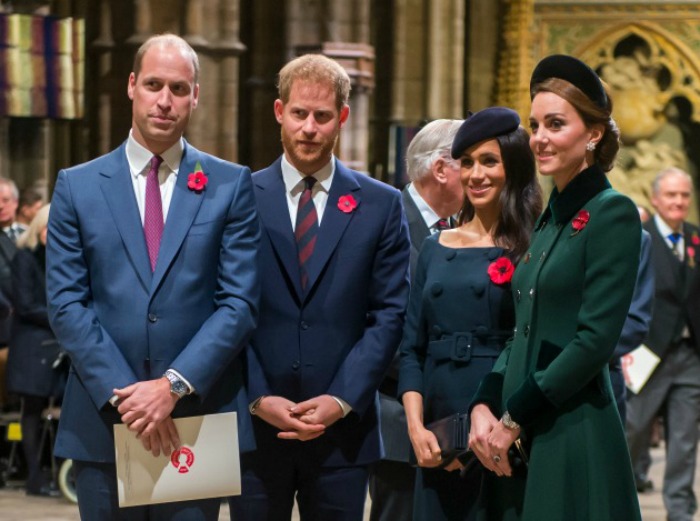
(450, 107, 520, 159)
(530, 54, 608, 110)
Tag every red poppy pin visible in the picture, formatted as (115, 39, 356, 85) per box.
(187, 161, 207, 192)
(488, 257, 515, 285)
(688, 246, 696, 269)
(692, 232, 700, 246)
(571, 209, 590, 236)
(338, 194, 358, 213)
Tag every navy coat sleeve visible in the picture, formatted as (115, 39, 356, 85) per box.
(613, 229, 654, 358)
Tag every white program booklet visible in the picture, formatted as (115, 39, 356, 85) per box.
(114, 411, 241, 507)
(622, 344, 661, 394)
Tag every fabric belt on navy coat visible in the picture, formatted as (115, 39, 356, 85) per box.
(429, 330, 511, 363)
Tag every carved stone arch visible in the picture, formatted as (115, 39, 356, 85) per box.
(575, 21, 700, 130)
(568, 21, 700, 220)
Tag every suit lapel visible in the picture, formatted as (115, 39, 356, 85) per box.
(646, 220, 682, 292)
(304, 161, 360, 296)
(255, 160, 304, 300)
(681, 224, 698, 295)
(99, 144, 152, 291)
(151, 142, 205, 293)
(402, 187, 430, 252)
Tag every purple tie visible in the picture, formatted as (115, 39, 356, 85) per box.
(144, 155, 164, 271)
(295, 176, 318, 291)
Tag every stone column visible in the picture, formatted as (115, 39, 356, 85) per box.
(91, 0, 117, 156)
(287, 0, 374, 172)
(215, 0, 246, 160)
(494, 0, 535, 120)
(426, 0, 464, 119)
(184, 0, 207, 47)
(390, 0, 423, 124)
(127, 0, 151, 45)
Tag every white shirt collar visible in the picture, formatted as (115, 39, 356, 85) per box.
(126, 131, 185, 177)
(407, 182, 441, 228)
(280, 154, 335, 194)
(654, 214, 682, 239)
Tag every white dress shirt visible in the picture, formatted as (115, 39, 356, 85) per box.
(407, 182, 456, 232)
(281, 154, 334, 229)
(125, 131, 183, 225)
(654, 214, 685, 261)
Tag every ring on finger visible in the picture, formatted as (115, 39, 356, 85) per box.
(492, 454, 501, 464)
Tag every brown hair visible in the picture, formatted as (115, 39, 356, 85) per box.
(531, 77, 620, 172)
(277, 54, 351, 112)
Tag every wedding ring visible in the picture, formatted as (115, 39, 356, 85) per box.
(492, 455, 502, 464)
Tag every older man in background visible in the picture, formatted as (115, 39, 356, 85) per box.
(369, 119, 463, 521)
(626, 167, 700, 521)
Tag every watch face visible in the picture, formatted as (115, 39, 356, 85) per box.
(171, 380, 188, 396)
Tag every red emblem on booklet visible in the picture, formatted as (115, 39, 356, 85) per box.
(171, 446, 195, 474)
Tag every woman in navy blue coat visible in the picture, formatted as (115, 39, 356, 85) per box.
(7, 204, 63, 496)
(398, 108, 542, 520)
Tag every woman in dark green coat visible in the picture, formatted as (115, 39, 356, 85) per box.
(469, 55, 643, 521)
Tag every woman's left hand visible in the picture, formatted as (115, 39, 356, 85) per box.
(469, 404, 501, 474)
(486, 421, 520, 477)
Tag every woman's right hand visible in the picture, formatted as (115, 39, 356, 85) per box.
(402, 391, 443, 468)
(469, 404, 504, 476)
(408, 422, 443, 468)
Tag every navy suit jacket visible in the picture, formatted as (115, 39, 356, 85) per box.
(643, 218, 700, 356)
(7, 248, 63, 398)
(402, 186, 430, 282)
(47, 141, 260, 462)
(247, 157, 410, 466)
(612, 229, 654, 360)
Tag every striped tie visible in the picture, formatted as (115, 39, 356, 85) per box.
(295, 176, 318, 291)
(144, 155, 164, 271)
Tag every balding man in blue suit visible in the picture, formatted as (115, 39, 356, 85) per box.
(47, 34, 259, 521)
(228, 54, 410, 521)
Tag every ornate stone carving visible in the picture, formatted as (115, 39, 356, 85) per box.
(526, 2, 700, 221)
(495, 0, 535, 121)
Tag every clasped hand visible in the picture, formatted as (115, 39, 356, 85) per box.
(469, 404, 520, 477)
(254, 394, 344, 441)
(408, 424, 462, 472)
(113, 377, 180, 457)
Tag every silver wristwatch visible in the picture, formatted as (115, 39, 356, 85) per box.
(249, 395, 267, 416)
(501, 411, 521, 431)
(164, 370, 189, 399)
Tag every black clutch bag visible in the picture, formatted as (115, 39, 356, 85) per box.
(425, 412, 470, 463)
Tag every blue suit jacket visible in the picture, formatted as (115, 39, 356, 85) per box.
(613, 229, 654, 359)
(47, 141, 260, 462)
(246, 157, 410, 466)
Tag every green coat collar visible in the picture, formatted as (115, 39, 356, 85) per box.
(537, 164, 611, 227)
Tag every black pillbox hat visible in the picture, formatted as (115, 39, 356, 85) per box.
(451, 107, 520, 159)
(530, 54, 608, 110)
